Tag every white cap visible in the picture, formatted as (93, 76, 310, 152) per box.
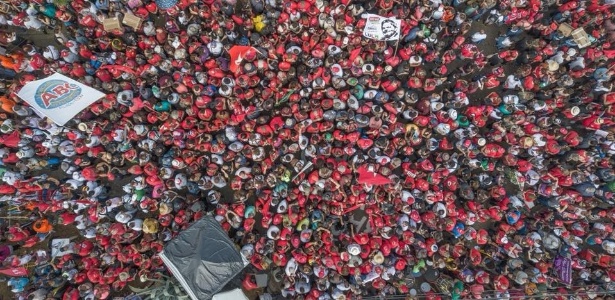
(347, 243, 361, 256)
(448, 108, 458, 120)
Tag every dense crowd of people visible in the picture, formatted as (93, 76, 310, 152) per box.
(0, 0, 615, 298)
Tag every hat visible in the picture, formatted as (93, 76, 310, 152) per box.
(444, 107, 457, 119)
(347, 243, 361, 256)
(372, 251, 385, 265)
(348, 255, 362, 267)
(143, 218, 159, 233)
(159, 203, 172, 215)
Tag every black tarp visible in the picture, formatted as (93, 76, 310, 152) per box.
(159, 216, 247, 300)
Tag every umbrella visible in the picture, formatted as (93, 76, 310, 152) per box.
(506, 210, 521, 225)
(155, 0, 178, 9)
(356, 165, 392, 185)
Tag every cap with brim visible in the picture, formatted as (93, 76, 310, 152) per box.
(143, 218, 159, 233)
(159, 203, 172, 215)
(347, 243, 361, 256)
(372, 251, 385, 265)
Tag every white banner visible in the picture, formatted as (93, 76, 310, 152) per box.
(17, 73, 105, 126)
(362, 14, 401, 41)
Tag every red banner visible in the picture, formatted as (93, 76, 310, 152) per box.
(0, 266, 28, 277)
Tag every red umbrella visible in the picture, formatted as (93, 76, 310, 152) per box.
(356, 165, 392, 185)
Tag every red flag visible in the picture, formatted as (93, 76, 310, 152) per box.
(0, 266, 28, 277)
(356, 165, 392, 185)
(349, 48, 362, 65)
(228, 46, 256, 73)
(98, 65, 138, 75)
(0, 131, 20, 148)
(604, 49, 615, 59)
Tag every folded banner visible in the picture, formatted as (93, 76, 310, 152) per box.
(362, 14, 401, 41)
(17, 73, 105, 126)
(553, 255, 572, 285)
(0, 266, 28, 277)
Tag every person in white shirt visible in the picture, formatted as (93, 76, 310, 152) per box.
(115, 211, 134, 223)
(432, 6, 444, 20)
(42, 45, 60, 61)
(23, 15, 44, 29)
(58, 140, 75, 157)
(569, 56, 585, 70)
(2, 171, 22, 186)
(471, 30, 487, 43)
(505, 74, 522, 90)
(82, 227, 97, 239)
(496, 35, 512, 49)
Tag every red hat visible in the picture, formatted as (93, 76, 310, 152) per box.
(372, 278, 386, 289)
(395, 258, 407, 270)
(353, 233, 369, 245)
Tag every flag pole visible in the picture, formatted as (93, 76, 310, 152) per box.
(393, 38, 400, 58)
